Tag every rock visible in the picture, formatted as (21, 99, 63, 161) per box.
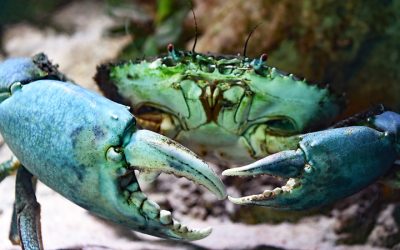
(368, 204, 400, 248)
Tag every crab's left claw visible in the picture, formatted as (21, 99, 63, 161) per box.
(224, 115, 399, 210)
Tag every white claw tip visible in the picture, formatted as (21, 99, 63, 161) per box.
(227, 196, 243, 204)
(222, 169, 238, 176)
(201, 227, 212, 236)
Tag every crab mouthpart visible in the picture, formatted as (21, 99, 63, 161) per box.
(222, 149, 305, 205)
(123, 129, 226, 240)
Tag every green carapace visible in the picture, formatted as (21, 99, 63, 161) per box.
(96, 45, 342, 165)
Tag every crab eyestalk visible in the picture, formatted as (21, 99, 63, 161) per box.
(224, 114, 400, 210)
(250, 53, 268, 72)
(167, 44, 181, 61)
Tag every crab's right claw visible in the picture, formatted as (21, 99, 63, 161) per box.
(224, 126, 398, 210)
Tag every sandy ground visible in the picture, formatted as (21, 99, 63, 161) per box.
(1, 1, 130, 91)
(0, 1, 392, 249)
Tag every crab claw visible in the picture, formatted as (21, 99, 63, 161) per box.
(125, 130, 226, 200)
(121, 129, 225, 240)
(223, 126, 398, 210)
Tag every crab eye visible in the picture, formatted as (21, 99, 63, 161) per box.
(217, 64, 234, 74)
(265, 117, 297, 135)
(199, 62, 215, 73)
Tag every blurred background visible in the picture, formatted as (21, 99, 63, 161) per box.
(0, 0, 400, 249)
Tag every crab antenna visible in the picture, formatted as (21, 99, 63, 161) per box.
(243, 22, 262, 58)
(189, 0, 198, 53)
(124, 18, 131, 37)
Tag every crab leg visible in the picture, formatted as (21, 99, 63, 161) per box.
(14, 166, 43, 249)
(9, 172, 38, 246)
(224, 111, 400, 210)
(9, 202, 19, 244)
(0, 158, 21, 244)
(0, 157, 20, 182)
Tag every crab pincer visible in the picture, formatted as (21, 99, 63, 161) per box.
(0, 54, 226, 248)
(223, 111, 400, 210)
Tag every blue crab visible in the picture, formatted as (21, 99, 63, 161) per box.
(0, 54, 226, 248)
(95, 44, 400, 210)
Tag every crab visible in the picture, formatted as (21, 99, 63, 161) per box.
(0, 54, 226, 249)
(95, 44, 400, 211)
